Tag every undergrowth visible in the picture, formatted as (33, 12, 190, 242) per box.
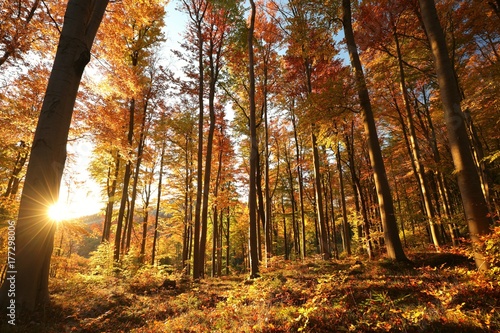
(1, 251, 499, 333)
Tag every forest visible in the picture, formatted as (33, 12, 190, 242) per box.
(0, 0, 499, 332)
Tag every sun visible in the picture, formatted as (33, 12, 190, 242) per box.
(48, 202, 69, 222)
(47, 195, 102, 221)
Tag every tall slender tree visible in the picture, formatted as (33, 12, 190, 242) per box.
(248, 0, 260, 278)
(180, 0, 208, 279)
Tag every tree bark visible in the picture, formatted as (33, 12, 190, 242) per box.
(247, 0, 260, 278)
(0, 0, 109, 311)
(418, 0, 492, 270)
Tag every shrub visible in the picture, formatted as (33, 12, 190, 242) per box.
(482, 226, 500, 279)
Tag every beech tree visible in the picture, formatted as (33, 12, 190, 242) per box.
(248, 0, 260, 278)
(0, 0, 109, 310)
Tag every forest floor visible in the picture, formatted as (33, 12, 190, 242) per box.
(2, 251, 499, 333)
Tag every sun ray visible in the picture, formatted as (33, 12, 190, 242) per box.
(48, 202, 68, 222)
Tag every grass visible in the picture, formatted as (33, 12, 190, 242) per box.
(1, 252, 499, 333)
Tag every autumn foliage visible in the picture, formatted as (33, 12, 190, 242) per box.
(0, 0, 499, 330)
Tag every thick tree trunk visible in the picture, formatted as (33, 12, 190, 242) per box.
(248, 0, 260, 278)
(0, 0, 109, 311)
(192, 19, 205, 279)
(418, 0, 492, 270)
(198, 101, 214, 279)
(342, 0, 407, 261)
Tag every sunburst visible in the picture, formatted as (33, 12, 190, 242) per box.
(47, 202, 69, 222)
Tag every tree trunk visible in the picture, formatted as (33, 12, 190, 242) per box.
(285, 144, 298, 258)
(0, 0, 109, 311)
(247, 0, 260, 278)
(114, 98, 135, 261)
(102, 151, 119, 242)
(291, 105, 307, 259)
(191, 1, 207, 279)
(182, 134, 193, 274)
(327, 168, 339, 259)
(125, 101, 149, 253)
(336, 142, 351, 256)
(311, 129, 330, 259)
(151, 141, 165, 265)
(419, 0, 492, 270)
(342, 0, 407, 261)
(211, 147, 223, 277)
(225, 206, 230, 275)
(140, 175, 152, 263)
(263, 96, 273, 260)
(255, 155, 265, 261)
(281, 195, 289, 260)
